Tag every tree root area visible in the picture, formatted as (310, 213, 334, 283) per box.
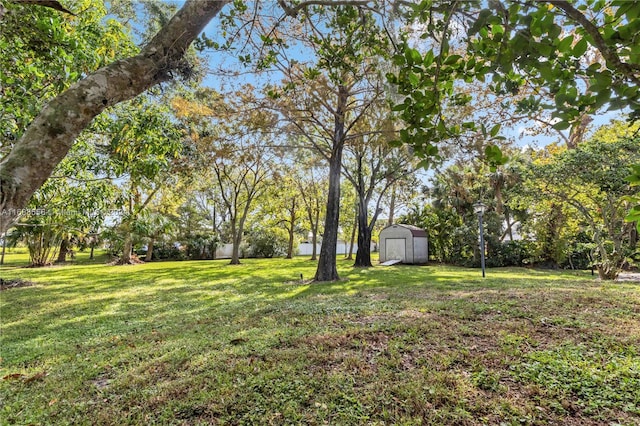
(0, 278, 35, 291)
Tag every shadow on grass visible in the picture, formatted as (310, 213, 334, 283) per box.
(0, 258, 604, 357)
(2, 257, 639, 426)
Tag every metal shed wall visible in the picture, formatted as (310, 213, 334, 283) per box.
(379, 224, 428, 264)
(412, 236, 429, 263)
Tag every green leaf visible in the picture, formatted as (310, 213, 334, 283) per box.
(416, 159, 430, 169)
(625, 204, 640, 230)
(405, 47, 422, 65)
(552, 120, 571, 131)
(408, 72, 420, 87)
(423, 50, 434, 67)
(573, 37, 588, 56)
(557, 35, 574, 52)
(491, 24, 504, 36)
(627, 164, 640, 185)
(444, 54, 462, 65)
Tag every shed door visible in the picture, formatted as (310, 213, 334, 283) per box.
(385, 238, 406, 261)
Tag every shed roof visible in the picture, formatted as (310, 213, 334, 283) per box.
(381, 224, 427, 237)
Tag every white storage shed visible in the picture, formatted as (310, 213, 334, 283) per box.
(379, 224, 428, 264)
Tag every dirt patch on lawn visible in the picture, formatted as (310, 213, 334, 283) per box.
(0, 278, 35, 291)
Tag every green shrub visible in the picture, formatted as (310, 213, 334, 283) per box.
(247, 227, 289, 258)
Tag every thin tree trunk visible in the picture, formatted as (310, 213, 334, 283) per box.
(286, 228, 295, 259)
(310, 209, 319, 261)
(500, 210, 514, 242)
(567, 113, 592, 149)
(1, 233, 7, 265)
(495, 185, 504, 215)
(347, 204, 358, 260)
(387, 185, 396, 227)
(286, 198, 296, 259)
(229, 219, 241, 265)
(89, 242, 95, 260)
(629, 223, 638, 250)
(311, 230, 318, 261)
(230, 234, 242, 265)
(211, 205, 217, 260)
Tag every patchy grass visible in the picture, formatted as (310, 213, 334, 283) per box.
(1, 256, 639, 425)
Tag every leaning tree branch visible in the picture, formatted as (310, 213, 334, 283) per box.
(0, 0, 230, 234)
(12, 0, 76, 15)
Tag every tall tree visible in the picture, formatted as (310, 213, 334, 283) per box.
(7, 139, 114, 266)
(99, 95, 183, 264)
(292, 156, 327, 261)
(171, 86, 277, 264)
(525, 134, 640, 279)
(262, 5, 390, 280)
(0, 0, 229, 234)
(342, 107, 416, 267)
(210, 141, 272, 265)
(263, 171, 303, 259)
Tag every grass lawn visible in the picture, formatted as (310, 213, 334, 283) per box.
(1, 252, 639, 425)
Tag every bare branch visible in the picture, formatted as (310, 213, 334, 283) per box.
(278, 0, 374, 17)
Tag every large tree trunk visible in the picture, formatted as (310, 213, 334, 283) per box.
(56, 237, 69, 263)
(0, 0, 229, 234)
(286, 198, 296, 259)
(354, 201, 372, 267)
(315, 151, 342, 281)
(229, 219, 241, 265)
(121, 234, 133, 264)
(593, 227, 624, 280)
(146, 238, 155, 262)
(314, 86, 347, 282)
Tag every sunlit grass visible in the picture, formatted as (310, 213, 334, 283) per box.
(1, 256, 638, 425)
